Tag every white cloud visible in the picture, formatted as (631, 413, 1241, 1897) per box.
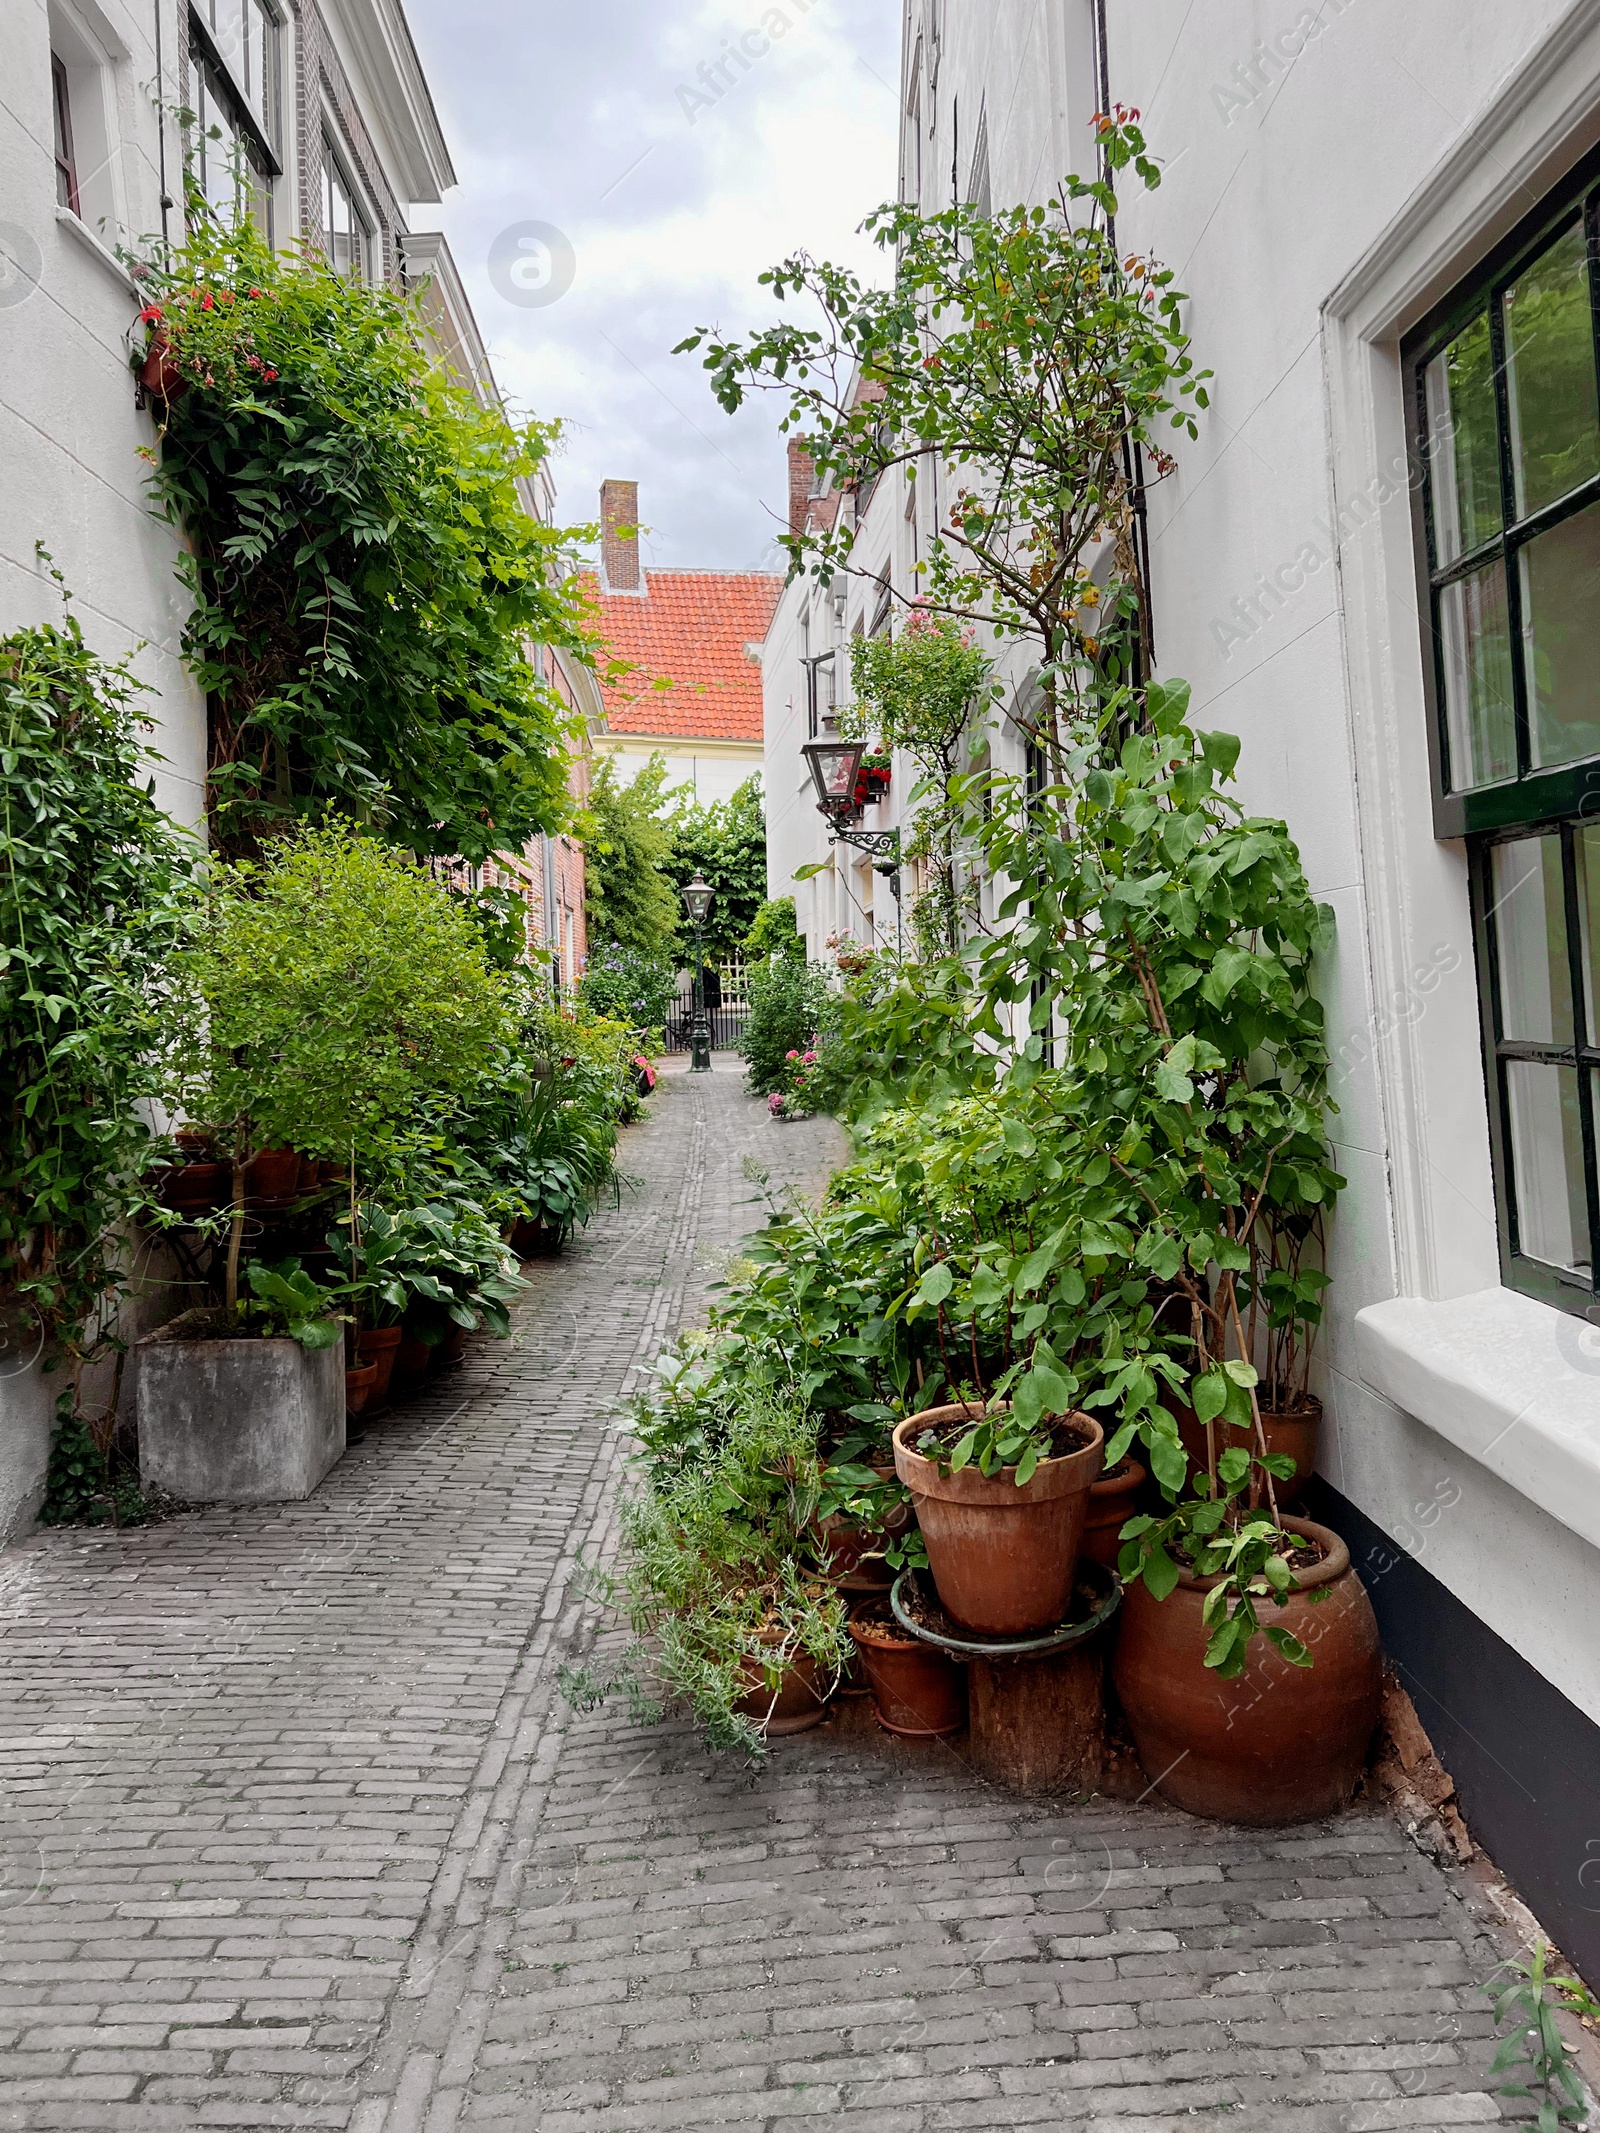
(404, 0, 901, 568)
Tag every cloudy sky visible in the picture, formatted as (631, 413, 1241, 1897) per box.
(402, 0, 902, 571)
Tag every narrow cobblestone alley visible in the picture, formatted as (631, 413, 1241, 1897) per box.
(0, 1067, 1531, 2130)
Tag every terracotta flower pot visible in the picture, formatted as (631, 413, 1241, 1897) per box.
(1172, 1393, 1322, 1498)
(139, 338, 187, 405)
(298, 1154, 320, 1192)
(1111, 1514, 1382, 1826)
(892, 1404, 1104, 1637)
(733, 1649, 832, 1736)
(848, 1609, 966, 1738)
(344, 1361, 379, 1416)
(1081, 1454, 1147, 1568)
(248, 1146, 302, 1199)
(355, 1325, 403, 1407)
(156, 1160, 231, 1215)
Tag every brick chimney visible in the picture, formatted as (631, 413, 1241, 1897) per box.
(787, 439, 816, 538)
(600, 479, 641, 592)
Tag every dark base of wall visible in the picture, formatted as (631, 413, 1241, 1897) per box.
(1306, 1476, 1600, 1983)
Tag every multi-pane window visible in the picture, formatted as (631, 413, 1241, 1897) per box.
(321, 145, 372, 282)
(803, 651, 836, 739)
(1408, 151, 1600, 1315)
(196, 0, 277, 141)
(189, 0, 278, 235)
(51, 55, 79, 213)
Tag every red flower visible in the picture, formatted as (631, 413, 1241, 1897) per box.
(139, 303, 163, 324)
(200, 293, 214, 310)
(248, 287, 261, 298)
(263, 368, 277, 380)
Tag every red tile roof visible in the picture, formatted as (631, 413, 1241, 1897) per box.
(580, 570, 782, 741)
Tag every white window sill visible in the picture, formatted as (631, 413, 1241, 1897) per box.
(55, 205, 136, 296)
(1355, 1287, 1600, 1551)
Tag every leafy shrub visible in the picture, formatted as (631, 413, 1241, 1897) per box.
(138, 208, 595, 861)
(665, 774, 767, 962)
(741, 959, 830, 1096)
(175, 826, 512, 1173)
(580, 755, 681, 959)
(577, 944, 676, 1039)
(561, 1383, 849, 1757)
(743, 896, 805, 962)
(0, 612, 195, 1355)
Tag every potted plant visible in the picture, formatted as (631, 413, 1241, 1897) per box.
(893, 1397, 1103, 1636)
(135, 1261, 344, 1503)
(559, 1386, 850, 1756)
(326, 1197, 526, 1406)
(848, 1598, 966, 1738)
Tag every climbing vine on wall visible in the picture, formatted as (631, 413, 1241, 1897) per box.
(0, 607, 195, 1363)
(137, 207, 603, 862)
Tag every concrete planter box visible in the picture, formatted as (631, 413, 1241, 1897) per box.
(136, 1317, 345, 1504)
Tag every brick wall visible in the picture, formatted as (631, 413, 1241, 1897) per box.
(293, 0, 408, 285)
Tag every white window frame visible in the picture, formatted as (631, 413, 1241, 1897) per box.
(48, 0, 126, 246)
(1328, 7, 1600, 1549)
(320, 131, 373, 284)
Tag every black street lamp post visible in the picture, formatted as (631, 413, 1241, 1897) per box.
(681, 872, 715, 1073)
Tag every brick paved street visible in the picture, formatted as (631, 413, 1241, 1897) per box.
(0, 1065, 1539, 2130)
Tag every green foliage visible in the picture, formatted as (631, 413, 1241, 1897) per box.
(560, 1383, 849, 1758)
(175, 826, 513, 1171)
(241, 1260, 343, 1348)
(741, 959, 831, 1096)
(678, 109, 1207, 713)
(0, 610, 196, 1355)
(744, 896, 805, 962)
(436, 1043, 624, 1239)
(665, 775, 768, 961)
(137, 209, 597, 861)
(845, 609, 993, 955)
(40, 1396, 150, 1528)
(577, 944, 676, 1038)
(1484, 1940, 1593, 2129)
(326, 1198, 526, 1342)
(580, 754, 682, 959)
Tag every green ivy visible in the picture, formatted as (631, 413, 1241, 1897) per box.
(137, 206, 601, 862)
(0, 609, 195, 1355)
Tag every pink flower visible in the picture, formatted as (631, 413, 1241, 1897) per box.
(802, 1052, 817, 1063)
(785, 1049, 799, 1061)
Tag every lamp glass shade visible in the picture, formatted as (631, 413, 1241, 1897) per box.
(681, 873, 715, 924)
(802, 736, 866, 812)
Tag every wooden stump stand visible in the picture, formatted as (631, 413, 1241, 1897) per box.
(967, 1637, 1106, 1794)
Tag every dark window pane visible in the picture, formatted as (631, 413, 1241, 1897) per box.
(1439, 558, 1515, 788)
(1491, 835, 1572, 1043)
(1425, 312, 1502, 565)
(1504, 218, 1600, 521)
(1506, 1060, 1590, 1274)
(1520, 500, 1600, 770)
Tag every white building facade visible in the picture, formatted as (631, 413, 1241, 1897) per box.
(0, 0, 477, 1542)
(764, 0, 1600, 1968)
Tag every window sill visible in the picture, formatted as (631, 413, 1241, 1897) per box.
(1355, 1286, 1600, 1550)
(55, 205, 136, 296)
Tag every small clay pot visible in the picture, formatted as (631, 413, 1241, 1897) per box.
(1172, 1393, 1322, 1499)
(892, 1404, 1104, 1637)
(1111, 1514, 1382, 1825)
(1081, 1454, 1147, 1568)
(849, 1609, 966, 1738)
(175, 1126, 217, 1159)
(298, 1154, 320, 1193)
(248, 1146, 302, 1200)
(344, 1361, 379, 1416)
(395, 1331, 432, 1379)
(138, 338, 187, 405)
(356, 1325, 403, 1407)
(733, 1649, 832, 1736)
(511, 1216, 562, 1258)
